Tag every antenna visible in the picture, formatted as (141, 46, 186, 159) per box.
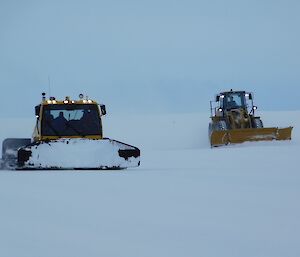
(48, 75, 51, 96)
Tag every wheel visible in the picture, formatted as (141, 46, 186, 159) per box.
(216, 120, 227, 131)
(208, 123, 213, 133)
(208, 123, 213, 144)
(253, 118, 263, 128)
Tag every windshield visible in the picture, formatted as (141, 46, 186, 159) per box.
(223, 92, 246, 110)
(41, 104, 102, 136)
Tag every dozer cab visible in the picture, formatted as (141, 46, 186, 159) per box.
(1, 93, 140, 170)
(209, 90, 293, 147)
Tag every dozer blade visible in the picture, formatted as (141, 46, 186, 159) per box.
(210, 127, 293, 147)
(1, 138, 32, 169)
(17, 138, 140, 170)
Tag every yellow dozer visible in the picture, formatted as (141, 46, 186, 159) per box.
(1, 93, 140, 170)
(209, 90, 293, 147)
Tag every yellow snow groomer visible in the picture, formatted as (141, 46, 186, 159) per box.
(209, 90, 293, 147)
(1, 93, 140, 170)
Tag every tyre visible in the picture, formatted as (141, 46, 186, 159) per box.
(216, 120, 227, 131)
(208, 122, 213, 134)
(253, 118, 263, 128)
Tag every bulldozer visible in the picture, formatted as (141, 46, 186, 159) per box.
(1, 93, 140, 170)
(209, 90, 293, 147)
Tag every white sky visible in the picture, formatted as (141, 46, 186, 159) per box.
(0, 0, 299, 117)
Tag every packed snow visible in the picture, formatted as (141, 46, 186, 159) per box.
(0, 111, 299, 257)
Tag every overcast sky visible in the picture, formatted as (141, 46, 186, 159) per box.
(0, 0, 299, 117)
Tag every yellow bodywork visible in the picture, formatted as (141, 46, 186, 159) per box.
(210, 127, 293, 147)
(32, 98, 104, 142)
(35, 135, 102, 141)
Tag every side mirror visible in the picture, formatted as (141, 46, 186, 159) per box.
(100, 105, 106, 116)
(216, 95, 220, 102)
(249, 93, 253, 100)
(35, 105, 40, 117)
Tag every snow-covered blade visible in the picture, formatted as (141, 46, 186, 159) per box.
(210, 127, 293, 147)
(1, 138, 32, 169)
(17, 138, 140, 170)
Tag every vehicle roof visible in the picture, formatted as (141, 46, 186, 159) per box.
(219, 90, 246, 95)
(40, 99, 98, 106)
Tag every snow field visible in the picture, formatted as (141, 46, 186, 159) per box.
(0, 111, 299, 257)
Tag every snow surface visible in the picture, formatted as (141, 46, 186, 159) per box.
(0, 111, 300, 257)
